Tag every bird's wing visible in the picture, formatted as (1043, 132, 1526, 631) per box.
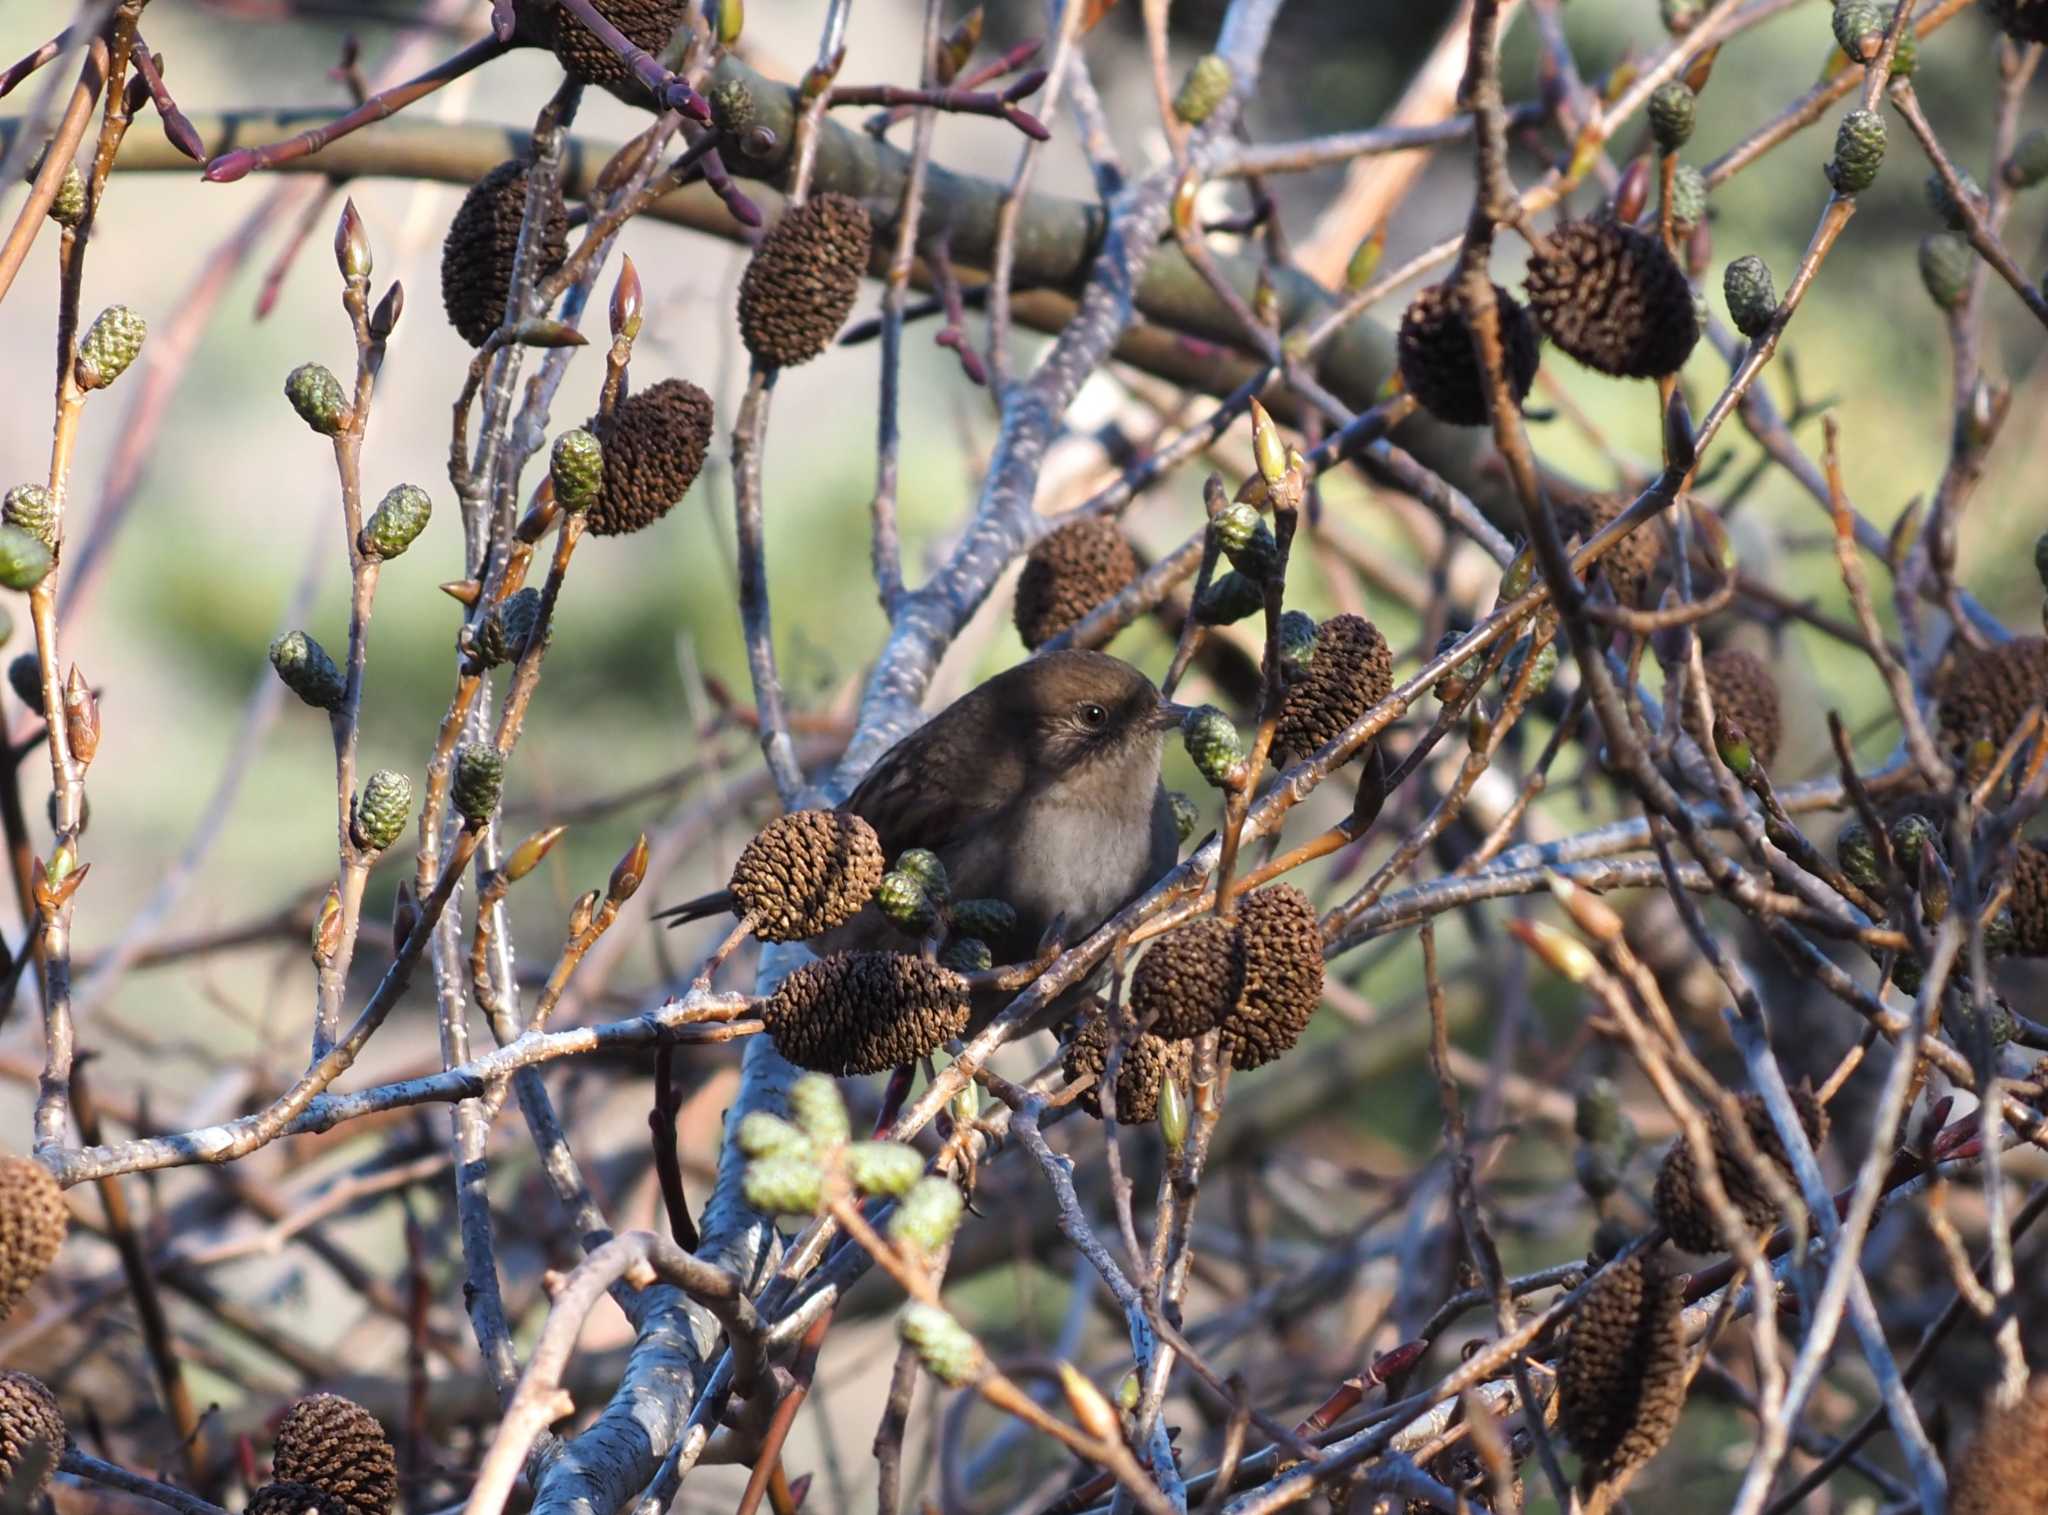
(840, 714, 1024, 859)
(652, 888, 736, 926)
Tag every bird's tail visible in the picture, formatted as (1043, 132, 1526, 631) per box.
(650, 889, 736, 928)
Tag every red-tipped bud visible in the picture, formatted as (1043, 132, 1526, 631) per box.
(608, 832, 649, 904)
(370, 280, 404, 339)
(203, 148, 258, 183)
(516, 482, 561, 544)
(1614, 156, 1652, 226)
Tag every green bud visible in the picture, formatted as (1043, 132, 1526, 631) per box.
(451, 742, 505, 823)
(789, 1071, 849, 1148)
(1826, 109, 1886, 195)
(285, 362, 350, 436)
(889, 1176, 965, 1253)
(269, 629, 345, 711)
(1210, 500, 1263, 555)
(1666, 164, 1708, 234)
(1167, 790, 1200, 845)
(1276, 610, 1318, 678)
(950, 897, 1016, 942)
(1500, 636, 1559, 696)
(1574, 1078, 1624, 1147)
(1574, 1143, 1622, 1200)
(1194, 570, 1266, 626)
(1713, 715, 1755, 776)
(1925, 169, 1981, 231)
(1173, 53, 1232, 124)
(472, 587, 543, 668)
(894, 848, 950, 902)
(2, 486, 56, 549)
(1181, 705, 1244, 788)
(898, 1302, 982, 1387)
(351, 769, 413, 852)
(1647, 82, 1695, 153)
(1500, 547, 1537, 600)
(1836, 819, 1882, 894)
(1157, 1074, 1188, 1153)
(551, 429, 604, 512)
(1918, 232, 1973, 310)
(1661, 0, 1703, 30)
(743, 1152, 824, 1217)
(1833, 0, 1885, 59)
(737, 1110, 813, 1160)
(26, 147, 85, 227)
(2005, 127, 2048, 190)
(75, 305, 146, 390)
(940, 936, 992, 973)
(843, 1140, 924, 1198)
(877, 871, 938, 934)
(1224, 522, 1283, 580)
(1889, 813, 1939, 871)
(1723, 254, 1778, 339)
(362, 483, 432, 559)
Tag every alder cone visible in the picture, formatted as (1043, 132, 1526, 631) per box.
(0, 1372, 64, 1503)
(1692, 647, 1782, 770)
(762, 952, 970, 1075)
(1557, 1253, 1688, 1494)
(1395, 281, 1541, 426)
(1062, 1017, 1180, 1123)
(738, 194, 873, 368)
(1270, 615, 1393, 768)
(0, 1154, 66, 1322)
(1013, 519, 1139, 649)
(270, 1394, 397, 1515)
(584, 379, 714, 537)
(728, 810, 886, 942)
(1936, 636, 2048, 773)
(1525, 220, 1699, 379)
(538, 0, 691, 99)
(440, 161, 569, 347)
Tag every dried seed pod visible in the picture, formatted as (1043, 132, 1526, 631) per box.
(1987, 0, 2048, 44)
(0, 1371, 64, 1503)
(0, 1155, 67, 1322)
(583, 379, 714, 537)
(75, 305, 146, 390)
(738, 193, 872, 368)
(1557, 1253, 1688, 1494)
(284, 363, 349, 436)
(728, 810, 885, 941)
(1689, 647, 1781, 771)
(2007, 842, 2048, 956)
(761, 952, 970, 1075)
(1130, 916, 1245, 1040)
(1061, 1016, 1178, 1123)
(1218, 884, 1325, 1069)
(1948, 1376, 2048, 1514)
(271, 1394, 397, 1515)
(540, 0, 692, 100)
(1554, 490, 1662, 609)
(1, 487, 55, 550)
(1395, 282, 1541, 427)
(1524, 220, 1699, 378)
(440, 161, 570, 346)
(1653, 1086, 1828, 1252)
(269, 630, 345, 711)
(1271, 613, 1393, 768)
(246, 1484, 350, 1515)
(1013, 519, 1139, 649)
(1936, 636, 2048, 770)
(351, 771, 413, 854)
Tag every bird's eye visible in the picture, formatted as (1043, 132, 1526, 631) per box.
(1078, 701, 1109, 729)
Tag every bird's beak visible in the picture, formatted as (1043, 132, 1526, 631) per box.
(1154, 699, 1196, 731)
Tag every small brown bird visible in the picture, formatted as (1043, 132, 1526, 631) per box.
(659, 650, 1188, 1022)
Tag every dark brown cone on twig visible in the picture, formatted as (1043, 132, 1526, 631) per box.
(584, 378, 714, 537)
(1557, 1252, 1689, 1495)
(762, 953, 969, 1075)
(1271, 614, 1393, 768)
(1013, 519, 1139, 650)
(2009, 842, 2048, 956)
(1524, 220, 1699, 379)
(1949, 1376, 2048, 1515)
(1130, 917, 1245, 1040)
(1653, 1086, 1828, 1253)
(1691, 648, 1782, 771)
(271, 1394, 397, 1515)
(1936, 635, 2048, 773)
(1396, 281, 1542, 427)
(440, 160, 569, 347)
(247, 1484, 350, 1515)
(1554, 490, 1663, 609)
(538, 0, 691, 100)
(738, 193, 873, 368)
(728, 811, 886, 942)
(0, 1155, 66, 1323)
(0, 1372, 64, 1504)
(1062, 1017, 1180, 1124)
(1218, 885, 1325, 1070)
